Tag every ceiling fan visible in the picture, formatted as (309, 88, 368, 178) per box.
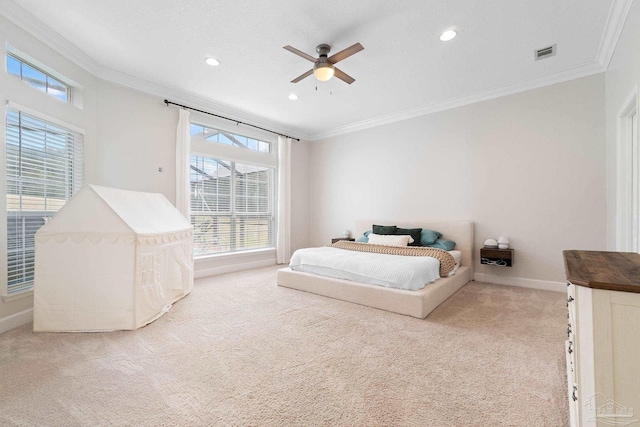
(283, 42, 364, 84)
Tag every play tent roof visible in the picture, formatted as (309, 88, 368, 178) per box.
(36, 184, 192, 240)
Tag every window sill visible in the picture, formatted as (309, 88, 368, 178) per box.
(2, 289, 34, 303)
(195, 247, 276, 262)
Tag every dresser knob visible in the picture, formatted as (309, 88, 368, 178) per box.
(568, 341, 573, 354)
(572, 386, 577, 401)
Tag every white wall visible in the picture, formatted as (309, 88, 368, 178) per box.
(309, 74, 607, 288)
(606, 0, 640, 250)
(95, 80, 177, 200)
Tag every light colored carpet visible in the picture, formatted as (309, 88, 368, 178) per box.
(0, 266, 568, 426)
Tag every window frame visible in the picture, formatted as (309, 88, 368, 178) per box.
(6, 52, 72, 104)
(2, 105, 84, 298)
(616, 85, 640, 251)
(189, 123, 272, 153)
(188, 114, 277, 258)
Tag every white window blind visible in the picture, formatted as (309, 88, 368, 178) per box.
(5, 108, 83, 294)
(190, 155, 275, 256)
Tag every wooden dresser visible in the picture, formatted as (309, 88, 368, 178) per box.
(563, 250, 640, 427)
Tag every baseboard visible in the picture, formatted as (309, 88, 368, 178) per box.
(473, 273, 565, 293)
(0, 308, 33, 335)
(195, 259, 276, 279)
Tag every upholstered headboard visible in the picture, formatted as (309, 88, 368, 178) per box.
(354, 220, 475, 277)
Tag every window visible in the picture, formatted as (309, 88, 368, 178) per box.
(190, 124, 270, 153)
(6, 53, 70, 103)
(617, 87, 639, 251)
(189, 123, 276, 256)
(5, 109, 83, 295)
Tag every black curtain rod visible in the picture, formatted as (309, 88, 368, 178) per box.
(164, 99, 299, 141)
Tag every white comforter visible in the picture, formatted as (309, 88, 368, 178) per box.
(289, 246, 446, 291)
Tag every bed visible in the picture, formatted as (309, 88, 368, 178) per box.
(277, 220, 474, 318)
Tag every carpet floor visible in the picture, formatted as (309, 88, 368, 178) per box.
(0, 266, 568, 426)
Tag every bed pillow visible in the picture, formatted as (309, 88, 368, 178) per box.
(367, 233, 412, 247)
(395, 228, 422, 247)
(356, 230, 372, 243)
(426, 238, 456, 251)
(372, 224, 397, 235)
(420, 229, 443, 246)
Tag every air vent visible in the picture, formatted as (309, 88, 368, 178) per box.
(535, 44, 556, 61)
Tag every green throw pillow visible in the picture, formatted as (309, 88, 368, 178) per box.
(395, 228, 422, 246)
(372, 224, 397, 235)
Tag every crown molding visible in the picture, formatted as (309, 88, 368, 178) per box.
(596, 0, 634, 70)
(309, 61, 605, 141)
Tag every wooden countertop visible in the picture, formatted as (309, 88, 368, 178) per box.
(563, 250, 640, 294)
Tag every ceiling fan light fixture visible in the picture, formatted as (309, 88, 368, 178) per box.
(284, 42, 362, 84)
(313, 62, 335, 82)
(440, 30, 457, 42)
(205, 57, 220, 66)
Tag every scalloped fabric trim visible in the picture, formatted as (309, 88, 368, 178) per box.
(35, 230, 193, 245)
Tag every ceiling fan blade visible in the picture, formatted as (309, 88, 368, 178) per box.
(283, 45, 316, 62)
(333, 67, 355, 84)
(328, 43, 364, 64)
(291, 69, 313, 83)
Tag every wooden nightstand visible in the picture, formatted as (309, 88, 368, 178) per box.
(480, 248, 514, 267)
(332, 237, 355, 244)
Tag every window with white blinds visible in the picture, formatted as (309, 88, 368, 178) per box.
(5, 109, 83, 294)
(189, 119, 277, 257)
(190, 156, 275, 255)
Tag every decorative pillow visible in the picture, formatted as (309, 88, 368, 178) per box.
(395, 228, 422, 247)
(372, 224, 397, 235)
(420, 229, 443, 246)
(357, 233, 371, 244)
(367, 233, 412, 247)
(356, 230, 373, 243)
(426, 238, 456, 251)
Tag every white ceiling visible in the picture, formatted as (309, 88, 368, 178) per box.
(0, 0, 628, 140)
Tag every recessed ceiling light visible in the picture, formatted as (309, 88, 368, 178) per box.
(288, 93, 298, 101)
(205, 57, 220, 66)
(440, 30, 457, 42)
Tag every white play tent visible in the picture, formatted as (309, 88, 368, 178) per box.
(34, 184, 194, 332)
